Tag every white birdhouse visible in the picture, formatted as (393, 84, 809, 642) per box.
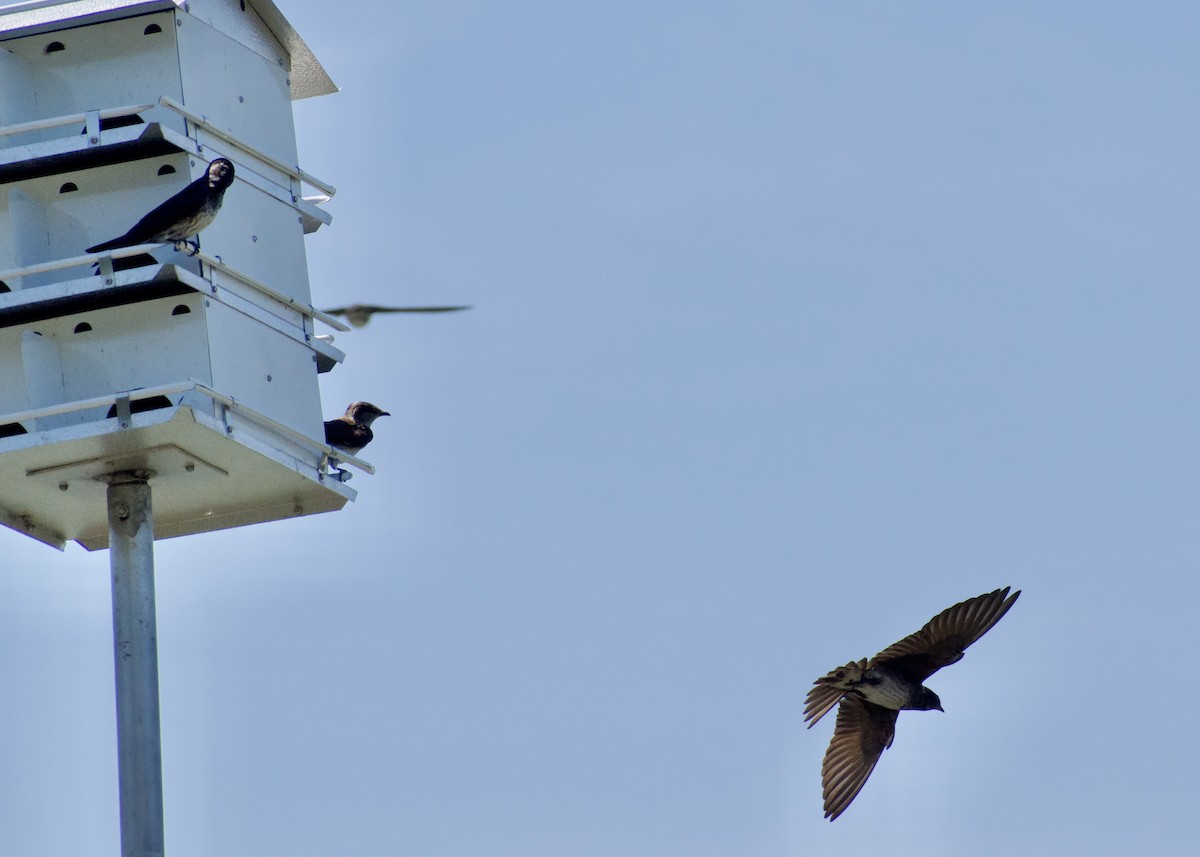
(0, 0, 361, 550)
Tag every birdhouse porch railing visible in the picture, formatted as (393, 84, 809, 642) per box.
(0, 242, 350, 333)
(0, 95, 334, 198)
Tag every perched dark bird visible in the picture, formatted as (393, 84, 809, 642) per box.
(804, 587, 1020, 821)
(323, 401, 390, 455)
(86, 157, 235, 256)
(323, 303, 471, 328)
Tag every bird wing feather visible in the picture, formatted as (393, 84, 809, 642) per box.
(324, 304, 470, 315)
(869, 587, 1020, 682)
(821, 697, 898, 821)
(125, 179, 208, 242)
(86, 178, 209, 252)
(323, 418, 358, 449)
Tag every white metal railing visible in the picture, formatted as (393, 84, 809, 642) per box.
(0, 246, 350, 332)
(0, 0, 77, 16)
(0, 96, 336, 202)
(158, 95, 336, 198)
(0, 103, 154, 140)
(191, 249, 350, 331)
(0, 242, 159, 280)
(0, 380, 375, 475)
(0, 381, 196, 426)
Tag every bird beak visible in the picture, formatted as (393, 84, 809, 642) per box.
(380, 411, 391, 417)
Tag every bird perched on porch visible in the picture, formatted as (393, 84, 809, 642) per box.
(804, 586, 1020, 821)
(324, 401, 390, 455)
(86, 157, 235, 256)
(323, 303, 471, 328)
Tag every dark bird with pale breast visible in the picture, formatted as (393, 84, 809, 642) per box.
(324, 401, 390, 455)
(323, 303, 471, 328)
(804, 586, 1020, 821)
(86, 157, 235, 256)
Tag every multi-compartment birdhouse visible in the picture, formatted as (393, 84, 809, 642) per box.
(0, 0, 363, 550)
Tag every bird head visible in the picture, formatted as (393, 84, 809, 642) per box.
(914, 687, 943, 712)
(346, 401, 390, 426)
(208, 158, 235, 188)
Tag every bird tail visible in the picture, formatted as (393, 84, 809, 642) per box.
(803, 659, 869, 727)
(814, 659, 869, 691)
(86, 237, 127, 254)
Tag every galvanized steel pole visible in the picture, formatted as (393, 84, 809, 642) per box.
(106, 470, 165, 857)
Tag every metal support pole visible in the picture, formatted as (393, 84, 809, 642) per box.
(106, 470, 165, 857)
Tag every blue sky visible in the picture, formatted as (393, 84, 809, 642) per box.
(4, 2, 1200, 854)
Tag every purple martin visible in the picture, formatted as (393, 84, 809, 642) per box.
(323, 303, 471, 328)
(86, 158, 235, 256)
(324, 401, 390, 455)
(804, 587, 1020, 821)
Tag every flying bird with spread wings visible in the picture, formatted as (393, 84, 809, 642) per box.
(323, 303, 471, 328)
(86, 157, 235, 256)
(804, 587, 1020, 821)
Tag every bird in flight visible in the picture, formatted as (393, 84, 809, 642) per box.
(322, 303, 471, 328)
(324, 401, 390, 456)
(804, 587, 1020, 821)
(86, 157, 235, 256)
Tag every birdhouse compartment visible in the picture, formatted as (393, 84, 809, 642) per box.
(0, 149, 314, 306)
(0, 290, 322, 437)
(0, 152, 196, 280)
(0, 10, 186, 150)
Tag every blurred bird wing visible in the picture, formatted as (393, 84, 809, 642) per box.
(323, 304, 469, 315)
(377, 305, 471, 313)
(870, 587, 1020, 682)
(804, 659, 868, 727)
(821, 697, 898, 821)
